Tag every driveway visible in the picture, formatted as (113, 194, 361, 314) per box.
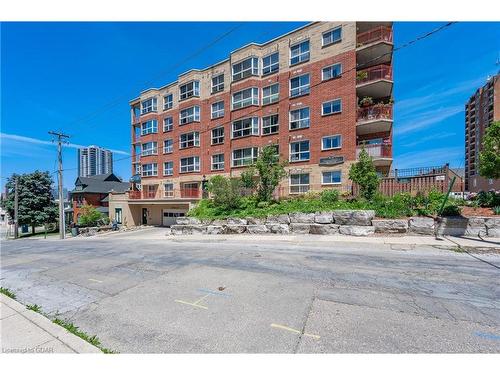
(1, 227, 499, 353)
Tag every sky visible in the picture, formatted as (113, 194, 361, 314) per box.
(1, 21, 499, 190)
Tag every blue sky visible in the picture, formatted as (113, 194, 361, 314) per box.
(1, 21, 499, 190)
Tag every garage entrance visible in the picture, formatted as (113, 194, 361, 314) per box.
(162, 209, 186, 227)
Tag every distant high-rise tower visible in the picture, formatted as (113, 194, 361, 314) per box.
(77, 146, 113, 177)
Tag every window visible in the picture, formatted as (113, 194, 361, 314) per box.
(232, 117, 259, 139)
(289, 107, 310, 130)
(290, 40, 310, 65)
(180, 156, 200, 173)
(164, 183, 174, 197)
(322, 99, 342, 115)
(322, 170, 342, 185)
(179, 106, 200, 124)
(212, 154, 225, 171)
(232, 57, 259, 81)
(211, 101, 225, 119)
(163, 116, 173, 132)
(179, 132, 200, 149)
(141, 163, 157, 177)
(262, 83, 279, 105)
(212, 74, 224, 93)
(322, 63, 342, 80)
(141, 141, 157, 156)
(290, 74, 310, 97)
(211, 127, 224, 145)
(322, 135, 342, 150)
(141, 97, 157, 114)
(179, 81, 200, 100)
(163, 139, 173, 154)
(290, 173, 310, 194)
(114, 208, 122, 224)
(262, 52, 279, 75)
(232, 87, 259, 110)
(232, 147, 258, 167)
(290, 140, 310, 162)
(262, 114, 279, 135)
(163, 94, 173, 110)
(322, 27, 342, 46)
(141, 119, 158, 135)
(163, 161, 173, 176)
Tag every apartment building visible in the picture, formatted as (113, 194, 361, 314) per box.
(110, 22, 394, 226)
(78, 145, 114, 177)
(464, 73, 500, 192)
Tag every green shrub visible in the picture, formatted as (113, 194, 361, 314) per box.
(78, 205, 106, 227)
(476, 191, 500, 208)
(320, 189, 340, 203)
(349, 148, 380, 200)
(441, 204, 462, 217)
(493, 206, 500, 215)
(207, 175, 243, 211)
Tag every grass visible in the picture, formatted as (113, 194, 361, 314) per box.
(0, 286, 16, 299)
(26, 303, 42, 313)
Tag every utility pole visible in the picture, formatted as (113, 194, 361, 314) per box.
(49, 131, 70, 239)
(14, 176, 19, 239)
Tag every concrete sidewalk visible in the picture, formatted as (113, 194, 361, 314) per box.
(0, 294, 102, 354)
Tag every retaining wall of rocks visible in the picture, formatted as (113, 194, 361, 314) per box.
(167, 211, 500, 237)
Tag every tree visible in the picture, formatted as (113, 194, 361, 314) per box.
(2, 171, 58, 234)
(78, 205, 108, 227)
(240, 145, 288, 202)
(479, 121, 500, 180)
(207, 175, 243, 211)
(349, 148, 380, 200)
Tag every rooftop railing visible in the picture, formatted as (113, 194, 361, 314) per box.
(357, 26, 393, 47)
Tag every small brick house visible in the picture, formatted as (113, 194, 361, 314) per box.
(70, 173, 130, 224)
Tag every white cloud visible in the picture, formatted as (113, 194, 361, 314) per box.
(395, 105, 463, 135)
(401, 131, 457, 147)
(395, 146, 464, 169)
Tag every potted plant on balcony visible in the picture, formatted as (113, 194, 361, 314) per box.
(359, 96, 373, 107)
(356, 70, 368, 81)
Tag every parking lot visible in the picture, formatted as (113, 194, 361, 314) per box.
(1, 228, 500, 353)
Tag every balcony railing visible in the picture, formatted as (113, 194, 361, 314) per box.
(356, 143, 392, 159)
(128, 188, 201, 200)
(356, 64, 392, 84)
(357, 104, 393, 123)
(357, 26, 393, 47)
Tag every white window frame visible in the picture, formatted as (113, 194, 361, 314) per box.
(290, 40, 310, 66)
(262, 52, 279, 75)
(141, 119, 158, 135)
(163, 161, 174, 176)
(232, 147, 258, 167)
(232, 87, 259, 110)
(211, 101, 225, 119)
(141, 141, 157, 156)
(322, 26, 342, 47)
(321, 135, 342, 150)
(289, 140, 310, 162)
(211, 154, 225, 171)
(211, 74, 224, 94)
(262, 83, 279, 105)
(232, 117, 259, 139)
(322, 99, 342, 116)
(262, 114, 279, 135)
(232, 56, 259, 81)
(141, 163, 158, 177)
(179, 132, 200, 149)
(141, 97, 157, 114)
(322, 170, 342, 185)
(163, 116, 173, 132)
(322, 63, 342, 81)
(179, 105, 200, 125)
(211, 126, 224, 145)
(289, 107, 310, 130)
(163, 94, 173, 110)
(163, 139, 173, 154)
(164, 182, 174, 197)
(290, 74, 310, 98)
(180, 156, 200, 173)
(179, 80, 200, 100)
(289, 173, 310, 194)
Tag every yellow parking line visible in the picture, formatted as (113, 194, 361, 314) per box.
(175, 299, 208, 309)
(193, 294, 210, 305)
(88, 278, 103, 283)
(270, 323, 320, 339)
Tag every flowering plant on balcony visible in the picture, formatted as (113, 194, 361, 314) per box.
(356, 71, 368, 81)
(359, 96, 373, 107)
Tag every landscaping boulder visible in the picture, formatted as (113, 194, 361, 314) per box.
(247, 217, 266, 225)
(372, 219, 408, 234)
(176, 217, 201, 225)
(408, 217, 435, 235)
(339, 225, 375, 236)
(332, 210, 375, 225)
(227, 218, 247, 225)
(267, 224, 290, 234)
(310, 224, 339, 235)
(465, 217, 486, 236)
(246, 225, 270, 234)
(485, 218, 500, 237)
(435, 217, 468, 236)
(170, 225, 185, 235)
(266, 214, 290, 224)
(314, 212, 334, 224)
(205, 225, 223, 235)
(200, 218, 213, 225)
(164, 228, 173, 236)
(289, 223, 311, 233)
(223, 225, 247, 234)
(211, 219, 227, 226)
(289, 212, 315, 223)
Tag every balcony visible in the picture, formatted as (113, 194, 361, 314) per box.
(128, 187, 201, 200)
(356, 26, 393, 67)
(356, 64, 393, 99)
(356, 143, 392, 167)
(356, 104, 393, 135)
